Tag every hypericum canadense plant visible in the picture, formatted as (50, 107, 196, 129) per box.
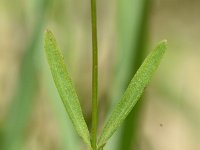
(44, 0, 167, 150)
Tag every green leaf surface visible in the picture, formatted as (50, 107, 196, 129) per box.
(98, 40, 167, 149)
(44, 30, 91, 148)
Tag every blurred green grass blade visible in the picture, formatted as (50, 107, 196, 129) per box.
(113, 0, 149, 96)
(106, 0, 150, 149)
(44, 30, 91, 148)
(1, 1, 51, 150)
(117, 0, 150, 149)
(98, 40, 167, 149)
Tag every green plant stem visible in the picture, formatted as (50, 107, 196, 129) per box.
(91, 0, 98, 149)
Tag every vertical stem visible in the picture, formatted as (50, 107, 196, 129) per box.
(91, 0, 98, 149)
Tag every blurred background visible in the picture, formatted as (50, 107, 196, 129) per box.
(0, 0, 200, 150)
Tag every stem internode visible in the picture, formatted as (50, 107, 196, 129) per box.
(91, 0, 98, 149)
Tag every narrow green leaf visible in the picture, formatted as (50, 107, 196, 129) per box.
(44, 30, 91, 148)
(98, 40, 167, 148)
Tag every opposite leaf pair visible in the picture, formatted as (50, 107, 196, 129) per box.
(44, 30, 167, 150)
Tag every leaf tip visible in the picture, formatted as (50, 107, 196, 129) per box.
(44, 29, 51, 34)
(44, 29, 57, 53)
(162, 39, 167, 43)
(156, 39, 167, 55)
(160, 39, 168, 49)
(44, 29, 53, 40)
